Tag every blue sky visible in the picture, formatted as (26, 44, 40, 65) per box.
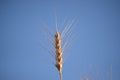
(0, 0, 120, 80)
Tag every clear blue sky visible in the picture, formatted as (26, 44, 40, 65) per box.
(0, 0, 120, 80)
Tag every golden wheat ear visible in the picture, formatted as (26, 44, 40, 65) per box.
(39, 17, 77, 80)
(54, 18, 77, 80)
(54, 15, 63, 80)
(39, 18, 63, 80)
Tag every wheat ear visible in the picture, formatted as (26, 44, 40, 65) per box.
(55, 31, 63, 80)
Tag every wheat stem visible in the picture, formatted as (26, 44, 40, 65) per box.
(60, 72, 62, 80)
